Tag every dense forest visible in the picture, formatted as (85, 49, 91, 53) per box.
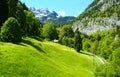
(0, 0, 120, 77)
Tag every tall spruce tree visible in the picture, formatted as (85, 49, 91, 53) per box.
(16, 2, 26, 35)
(0, 0, 8, 28)
(74, 28, 82, 52)
(22, 3, 28, 10)
(8, 0, 18, 17)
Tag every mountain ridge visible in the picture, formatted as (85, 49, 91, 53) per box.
(29, 7, 58, 22)
(29, 7, 75, 26)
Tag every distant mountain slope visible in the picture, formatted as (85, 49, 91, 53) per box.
(0, 37, 103, 77)
(73, 0, 120, 34)
(47, 16, 75, 26)
(29, 7, 75, 26)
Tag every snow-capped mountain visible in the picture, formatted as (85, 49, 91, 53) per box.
(29, 7, 58, 22)
(29, 7, 75, 26)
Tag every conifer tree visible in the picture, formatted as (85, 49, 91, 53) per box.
(74, 28, 82, 52)
(0, 0, 8, 27)
(8, 0, 18, 17)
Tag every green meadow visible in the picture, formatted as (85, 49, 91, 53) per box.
(0, 37, 103, 77)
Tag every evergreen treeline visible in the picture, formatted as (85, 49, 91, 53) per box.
(0, 0, 42, 42)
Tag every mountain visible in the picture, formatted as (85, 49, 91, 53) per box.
(47, 16, 75, 26)
(29, 7, 58, 22)
(73, 0, 120, 34)
(29, 7, 75, 26)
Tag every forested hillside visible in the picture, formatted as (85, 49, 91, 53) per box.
(73, 0, 120, 34)
(0, 0, 42, 42)
(72, 0, 120, 76)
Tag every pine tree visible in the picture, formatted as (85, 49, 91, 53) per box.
(16, 2, 26, 35)
(74, 28, 82, 52)
(116, 26, 120, 37)
(22, 3, 28, 10)
(0, 0, 8, 28)
(8, 0, 18, 17)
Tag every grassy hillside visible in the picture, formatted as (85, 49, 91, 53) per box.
(0, 37, 103, 77)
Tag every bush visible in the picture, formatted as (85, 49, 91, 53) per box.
(0, 17, 22, 43)
(42, 22, 58, 40)
(61, 37, 74, 48)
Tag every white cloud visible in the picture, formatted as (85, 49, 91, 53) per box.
(58, 10, 66, 17)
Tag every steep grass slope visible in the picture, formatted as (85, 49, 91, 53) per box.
(0, 37, 103, 77)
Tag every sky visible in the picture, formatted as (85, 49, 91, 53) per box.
(20, 0, 94, 17)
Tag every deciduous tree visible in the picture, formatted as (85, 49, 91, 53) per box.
(0, 17, 22, 43)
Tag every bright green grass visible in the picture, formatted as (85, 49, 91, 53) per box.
(0, 37, 103, 77)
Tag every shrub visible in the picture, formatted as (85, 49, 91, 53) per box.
(0, 17, 22, 43)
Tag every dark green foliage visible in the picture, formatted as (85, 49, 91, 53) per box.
(61, 37, 74, 48)
(30, 18, 42, 36)
(116, 26, 120, 37)
(15, 3, 42, 37)
(82, 29, 119, 58)
(74, 29, 82, 52)
(8, 0, 18, 17)
(81, 29, 120, 76)
(22, 2, 28, 10)
(0, 17, 22, 43)
(31, 19, 42, 37)
(42, 22, 58, 40)
(59, 25, 74, 38)
(0, 0, 8, 28)
(95, 64, 116, 77)
(95, 48, 120, 77)
(16, 2, 26, 35)
(0, 0, 42, 40)
(59, 25, 74, 47)
(111, 48, 120, 77)
(24, 10, 42, 37)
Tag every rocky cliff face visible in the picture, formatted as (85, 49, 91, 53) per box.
(73, 0, 120, 34)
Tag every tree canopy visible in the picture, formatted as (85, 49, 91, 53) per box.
(42, 22, 58, 40)
(0, 17, 22, 43)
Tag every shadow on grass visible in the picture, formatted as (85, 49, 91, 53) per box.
(21, 39, 45, 53)
(80, 51, 94, 56)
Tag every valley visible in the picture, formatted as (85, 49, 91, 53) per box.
(0, 0, 120, 77)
